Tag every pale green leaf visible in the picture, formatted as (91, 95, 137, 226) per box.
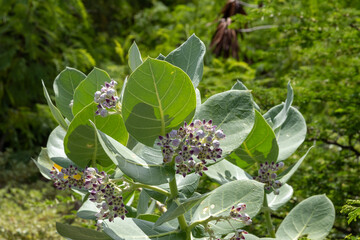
(103, 218, 186, 240)
(267, 184, 293, 211)
(93, 124, 174, 185)
(56, 222, 112, 240)
(205, 159, 252, 185)
(53, 67, 86, 120)
(276, 195, 335, 240)
(191, 180, 264, 235)
(264, 105, 307, 161)
(128, 41, 143, 71)
(195, 90, 255, 156)
(165, 34, 205, 88)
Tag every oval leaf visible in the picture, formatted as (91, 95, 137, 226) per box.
(93, 124, 174, 185)
(264, 105, 307, 161)
(276, 195, 335, 240)
(72, 67, 112, 115)
(64, 102, 128, 168)
(103, 218, 186, 240)
(205, 159, 252, 185)
(191, 180, 264, 235)
(122, 58, 196, 146)
(228, 110, 279, 168)
(195, 90, 255, 156)
(56, 222, 112, 240)
(165, 34, 205, 88)
(53, 67, 86, 120)
(47, 126, 77, 168)
(128, 41, 143, 71)
(267, 184, 293, 211)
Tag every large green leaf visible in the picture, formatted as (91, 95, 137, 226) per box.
(243, 234, 275, 240)
(276, 195, 335, 240)
(264, 82, 293, 130)
(64, 102, 128, 168)
(47, 126, 77, 168)
(205, 159, 252, 185)
(264, 105, 307, 161)
(165, 34, 205, 88)
(42, 80, 68, 130)
(267, 183, 293, 211)
(195, 90, 255, 156)
(93, 125, 174, 185)
(122, 58, 196, 146)
(102, 218, 186, 240)
(72, 67, 112, 115)
(56, 222, 112, 240)
(228, 110, 279, 168)
(278, 147, 313, 184)
(53, 67, 86, 120)
(128, 41, 143, 71)
(191, 180, 264, 235)
(231, 80, 260, 111)
(155, 193, 210, 227)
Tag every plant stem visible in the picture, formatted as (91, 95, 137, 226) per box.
(92, 129, 98, 167)
(168, 177, 190, 238)
(133, 183, 171, 197)
(263, 193, 276, 238)
(169, 177, 179, 199)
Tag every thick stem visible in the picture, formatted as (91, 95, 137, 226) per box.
(263, 193, 276, 238)
(133, 183, 171, 197)
(169, 177, 190, 238)
(169, 177, 179, 199)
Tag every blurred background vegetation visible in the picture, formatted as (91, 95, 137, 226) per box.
(0, 0, 359, 239)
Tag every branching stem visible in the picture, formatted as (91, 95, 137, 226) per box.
(263, 193, 276, 238)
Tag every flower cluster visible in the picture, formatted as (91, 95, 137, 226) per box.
(157, 119, 225, 177)
(50, 164, 83, 190)
(83, 167, 128, 230)
(50, 165, 127, 230)
(229, 230, 248, 240)
(254, 161, 284, 195)
(229, 203, 252, 225)
(94, 79, 119, 117)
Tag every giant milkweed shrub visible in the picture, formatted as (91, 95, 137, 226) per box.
(35, 35, 335, 240)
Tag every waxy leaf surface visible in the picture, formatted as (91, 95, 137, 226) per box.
(276, 195, 335, 240)
(191, 180, 264, 235)
(56, 222, 112, 240)
(103, 218, 186, 240)
(165, 34, 205, 88)
(228, 110, 279, 168)
(195, 90, 255, 156)
(53, 67, 86, 120)
(128, 41, 143, 71)
(264, 105, 307, 161)
(122, 58, 196, 146)
(73, 67, 112, 115)
(205, 159, 252, 185)
(93, 126, 174, 185)
(64, 103, 128, 168)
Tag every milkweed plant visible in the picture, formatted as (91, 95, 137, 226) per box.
(35, 34, 335, 240)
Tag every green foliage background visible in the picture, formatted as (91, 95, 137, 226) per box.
(0, 0, 359, 239)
